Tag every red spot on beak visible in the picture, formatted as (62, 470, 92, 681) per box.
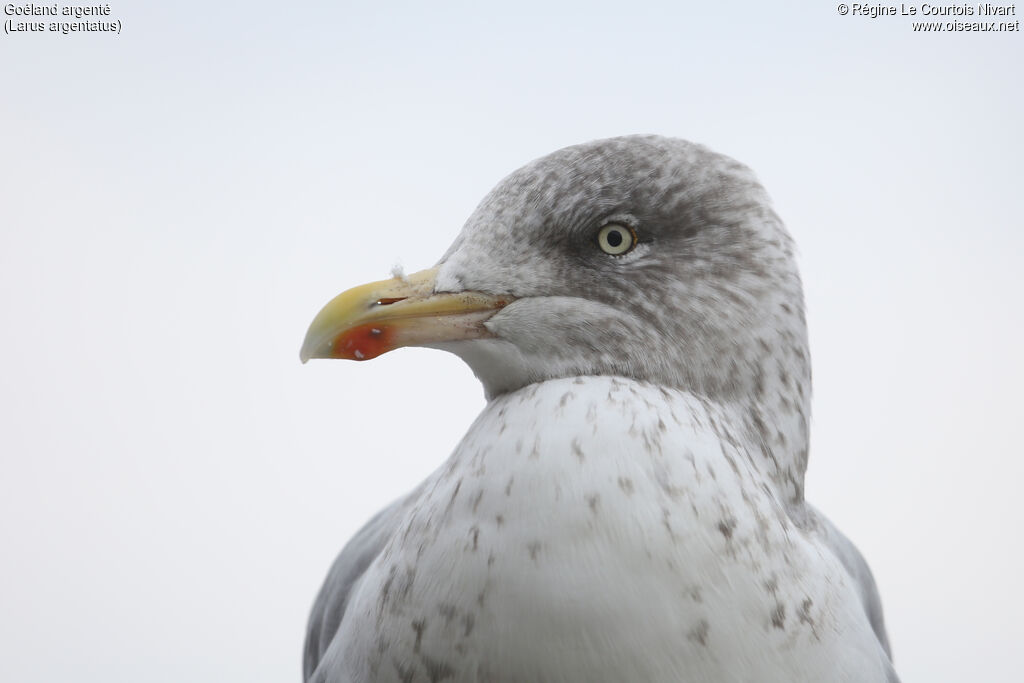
(332, 323, 395, 360)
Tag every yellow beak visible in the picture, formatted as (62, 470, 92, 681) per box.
(299, 268, 512, 363)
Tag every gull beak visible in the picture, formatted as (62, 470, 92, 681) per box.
(300, 267, 512, 363)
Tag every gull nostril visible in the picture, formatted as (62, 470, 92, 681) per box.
(375, 297, 407, 306)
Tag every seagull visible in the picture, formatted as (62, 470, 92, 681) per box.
(299, 136, 899, 682)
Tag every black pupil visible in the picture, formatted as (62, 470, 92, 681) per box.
(606, 229, 624, 248)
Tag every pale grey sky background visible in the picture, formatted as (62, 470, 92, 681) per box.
(1, 2, 1021, 681)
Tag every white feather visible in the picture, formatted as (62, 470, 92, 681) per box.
(308, 377, 895, 682)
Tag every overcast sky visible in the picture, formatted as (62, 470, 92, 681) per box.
(1, 2, 1021, 682)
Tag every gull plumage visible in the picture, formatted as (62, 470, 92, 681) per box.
(300, 136, 898, 682)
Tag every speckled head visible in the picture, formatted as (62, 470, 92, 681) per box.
(301, 135, 812, 495)
(434, 136, 809, 405)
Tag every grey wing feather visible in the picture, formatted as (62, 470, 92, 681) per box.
(303, 496, 408, 681)
(806, 504, 894, 662)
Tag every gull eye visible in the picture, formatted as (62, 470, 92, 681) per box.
(597, 223, 637, 256)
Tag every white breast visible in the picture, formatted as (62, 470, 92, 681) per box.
(319, 377, 892, 682)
